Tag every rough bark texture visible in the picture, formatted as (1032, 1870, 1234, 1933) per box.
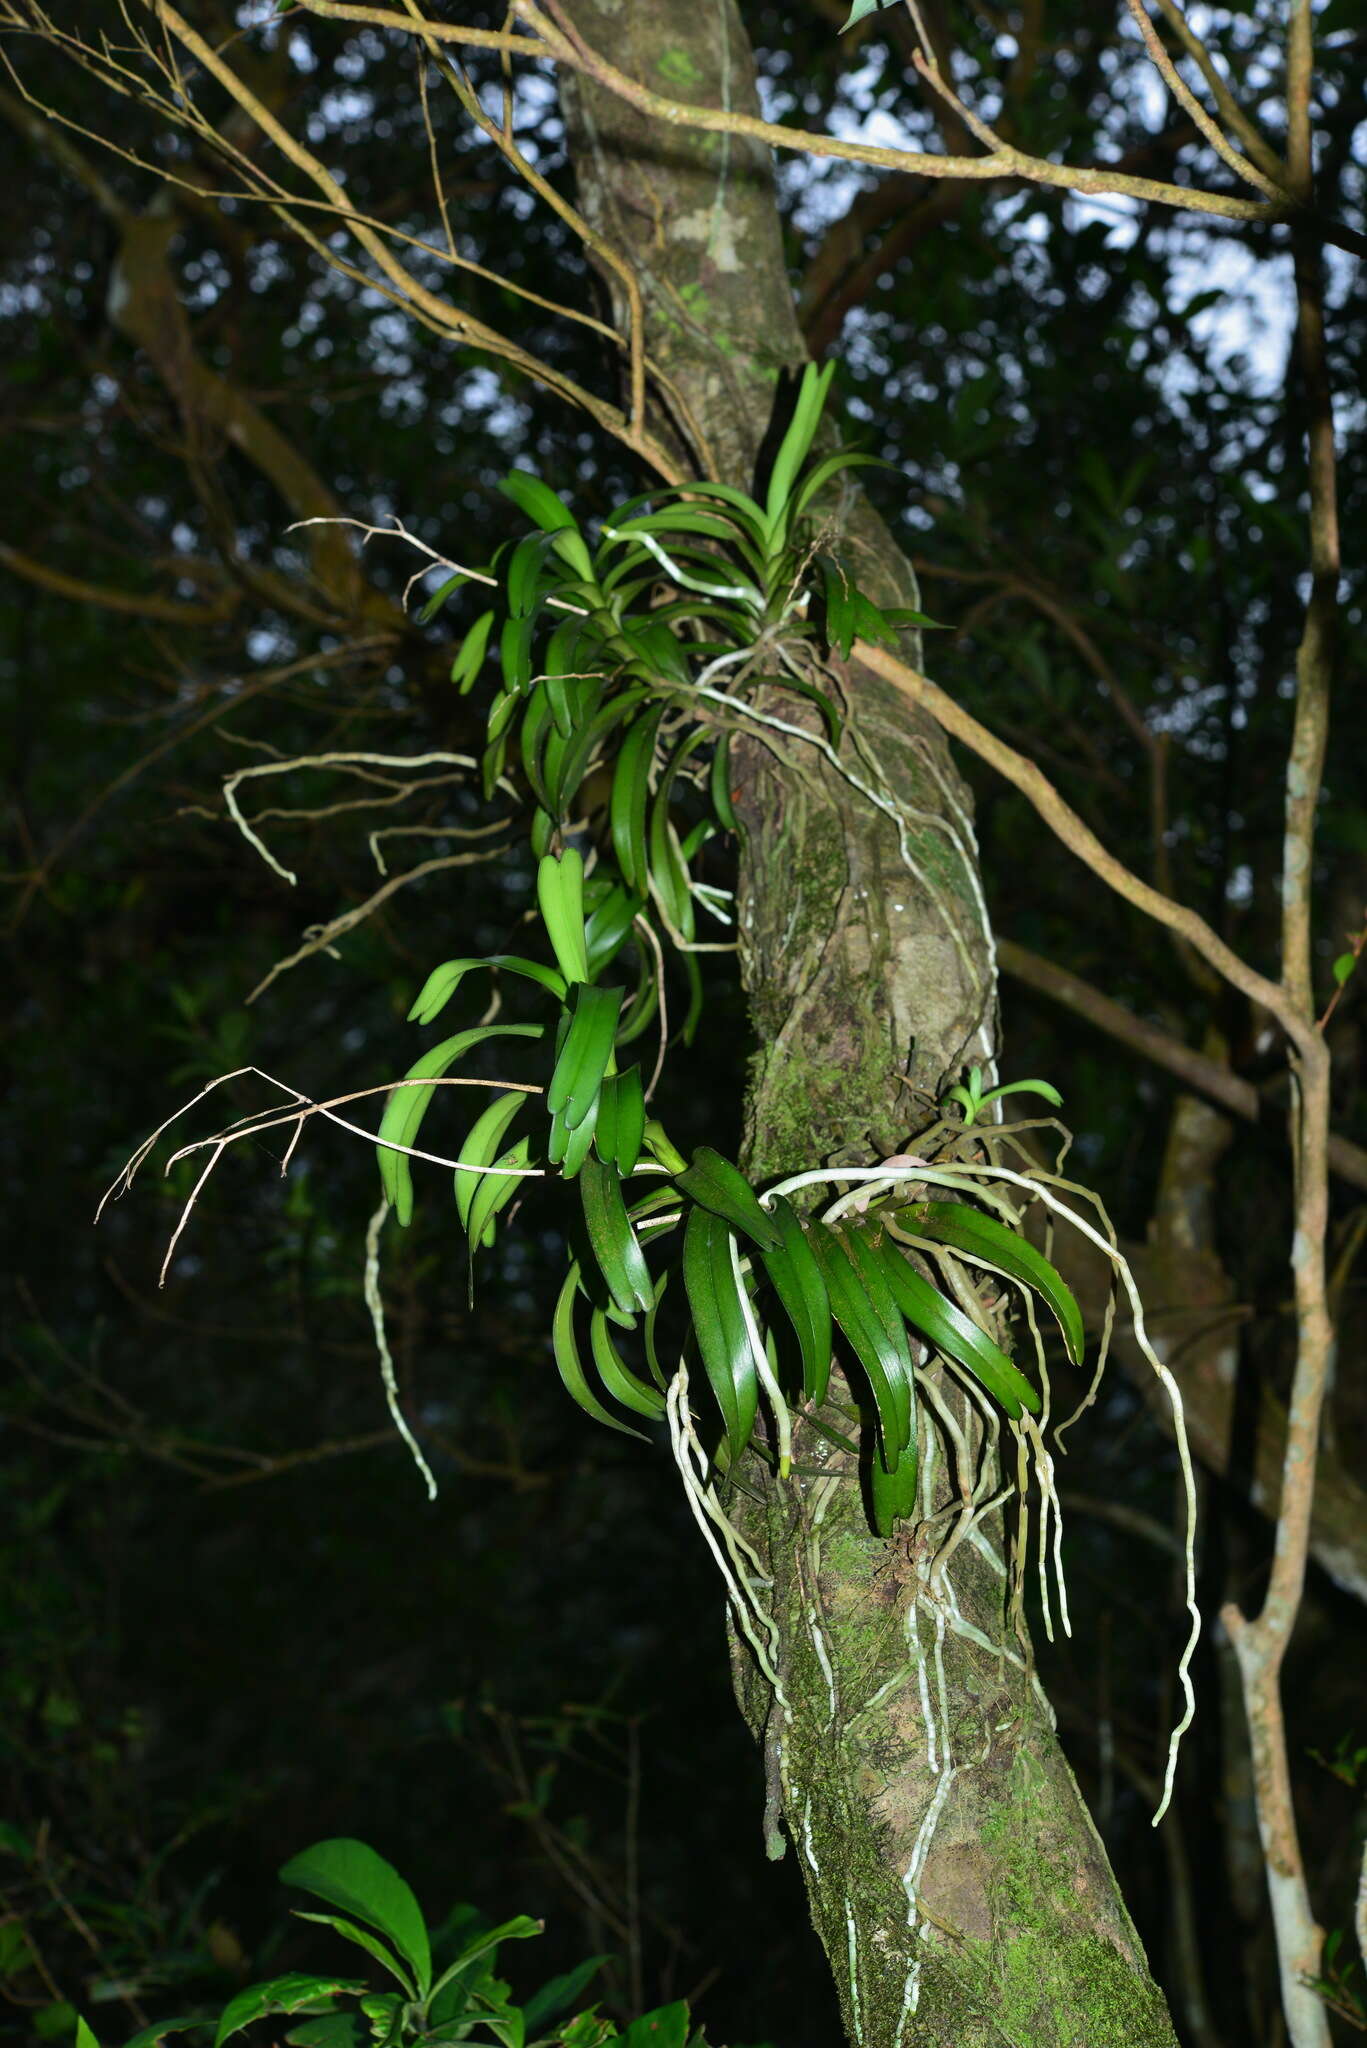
(561, 5, 1179, 2040)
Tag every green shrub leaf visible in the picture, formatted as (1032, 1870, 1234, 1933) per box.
(277, 1840, 431, 1996)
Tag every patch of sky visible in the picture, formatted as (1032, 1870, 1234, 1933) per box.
(182, 251, 231, 312)
(1225, 863, 1254, 907)
(1149, 680, 1228, 753)
(333, 30, 387, 82)
(248, 242, 291, 294)
(287, 29, 318, 75)
(476, 69, 561, 166)
(308, 85, 375, 145)
(0, 279, 49, 318)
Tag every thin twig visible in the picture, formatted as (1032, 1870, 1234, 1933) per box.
(1121, 0, 1285, 201)
(1216, 10, 1339, 2043)
(245, 847, 508, 1003)
(511, 0, 1282, 227)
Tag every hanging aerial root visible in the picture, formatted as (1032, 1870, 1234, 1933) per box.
(97, 1066, 543, 1286)
(365, 1198, 438, 1500)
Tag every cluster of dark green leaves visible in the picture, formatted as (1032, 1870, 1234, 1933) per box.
(74, 1839, 732, 2048)
(426, 362, 924, 932)
(374, 363, 1082, 1531)
(378, 848, 1083, 1535)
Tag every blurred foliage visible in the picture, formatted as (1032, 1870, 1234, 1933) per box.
(2, 3, 1365, 2045)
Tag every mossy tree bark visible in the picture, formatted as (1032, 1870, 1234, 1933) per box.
(560, 6, 1180, 2041)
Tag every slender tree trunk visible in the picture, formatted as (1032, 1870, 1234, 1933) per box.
(560, 6, 1180, 2040)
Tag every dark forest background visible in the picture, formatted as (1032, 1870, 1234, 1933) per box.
(2, 3, 1365, 2044)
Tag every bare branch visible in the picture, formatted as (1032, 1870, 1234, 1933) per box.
(1150, 0, 1286, 184)
(997, 939, 1367, 1196)
(853, 639, 1312, 1055)
(513, 0, 1283, 226)
(245, 845, 511, 1002)
(1121, 0, 1286, 201)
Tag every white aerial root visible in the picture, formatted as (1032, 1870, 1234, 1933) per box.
(600, 524, 762, 607)
(691, 682, 987, 986)
(222, 749, 481, 887)
(844, 1903, 865, 2045)
(912, 1158, 1201, 1824)
(897, 1597, 956, 2032)
(365, 1199, 437, 1500)
(762, 1151, 1192, 1817)
(731, 1237, 793, 1475)
(97, 1066, 543, 1286)
(666, 1369, 790, 1719)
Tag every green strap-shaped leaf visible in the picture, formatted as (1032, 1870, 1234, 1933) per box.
(709, 730, 738, 833)
(481, 722, 511, 803)
(417, 570, 464, 624)
(543, 668, 584, 741)
(764, 360, 836, 542)
(588, 1306, 666, 1419)
(499, 469, 596, 582)
(821, 555, 856, 660)
(536, 849, 591, 987)
(408, 956, 564, 1026)
(550, 686, 650, 822)
(278, 1840, 431, 1995)
(758, 1195, 832, 1405)
(558, 1095, 600, 1180)
(584, 880, 646, 979)
(806, 1222, 912, 1468)
(546, 983, 624, 1131)
(793, 450, 885, 523)
(614, 944, 660, 1050)
(641, 1119, 688, 1175)
(486, 686, 521, 744)
(609, 705, 665, 894)
(500, 609, 537, 693)
(675, 1147, 784, 1253)
(542, 611, 585, 685)
(464, 1134, 533, 1273)
(451, 608, 495, 692)
(868, 1427, 919, 1537)
(898, 1201, 1084, 1364)
(552, 1265, 648, 1440)
(840, 1224, 919, 1384)
(611, 1064, 646, 1177)
(454, 1091, 527, 1230)
(505, 528, 559, 619)
(519, 680, 555, 808)
(680, 947, 704, 1046)
(592, 1070, 619, 1168)
(601, 480, 769, 558)
(682, 1206, 759, 1461)
(872, 1237, 1040, 1418)
(605, 505, 765, 576)
(579, 1154, 654, 1317)
(378, 1023, 541, 1227)
(648, 731, 705, 939)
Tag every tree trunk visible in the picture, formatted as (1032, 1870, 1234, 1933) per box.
(560, 6, 1180, 2040)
